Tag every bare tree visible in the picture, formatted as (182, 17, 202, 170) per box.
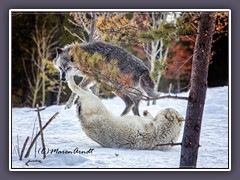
(138, 12, 174, 104)
(22, 16, 58, 107)
(180, 12, 216, 168)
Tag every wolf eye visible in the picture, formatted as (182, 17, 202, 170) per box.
(59, 67, 63, 71)
(66, 67, 72, 71)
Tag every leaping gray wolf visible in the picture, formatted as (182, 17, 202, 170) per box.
(53, 41, 159, 116)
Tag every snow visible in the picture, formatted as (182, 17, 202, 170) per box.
(10, 86, 229, 170)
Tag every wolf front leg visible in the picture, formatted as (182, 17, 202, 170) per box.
(65, 78, 81, 109)
(65, 92, 78, 109)
(65, 77, 93, 109)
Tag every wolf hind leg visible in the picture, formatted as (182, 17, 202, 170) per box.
(120, 95, 135, 116)
(131, 98, 140, 116)
(115, 92, 134, 116)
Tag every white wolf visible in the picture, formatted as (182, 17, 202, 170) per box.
(67, 75, 184, 150)
(53, 41, 160, 116)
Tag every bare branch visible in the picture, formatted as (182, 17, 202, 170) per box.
(143, 43, 151, 57)
(78, 14, 90, 34)
(21, 58, 33, 90)
(24, 112, 59, 158)
(36, 104, 46, 159)
(19, 136, 29, 160)
(30, 116, 38, 143)
(125, 87, 188, 101)
(170, 54, 193, 79)
(68, 18, 82, 27)
(64, 26, 86, 43)
(154, 142, 182, 148)
(49, 40, 60, 50)
(89, 13, 96, 42)
(46, 25, 58, 42)
(34, 127, 38, 158)
(142, 95, 188, 101)
(163, 47, 169, 61)
(155, 41, 162, 56)
(16, 135, 20, 158)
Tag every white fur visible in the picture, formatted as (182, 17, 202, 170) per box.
(68, 76, 184, 150)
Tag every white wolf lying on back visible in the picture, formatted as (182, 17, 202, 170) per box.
(53, 41, 160, 116)
(67, 75, 184, 150)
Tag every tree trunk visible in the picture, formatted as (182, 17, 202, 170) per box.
(89, 13, 96, 42)
(152, 42, 161, 105)
(177, 76, 181, 93)
(180, 12, 216, 168)
(42, 69, 46, 107)
(32, 76, 41, 108)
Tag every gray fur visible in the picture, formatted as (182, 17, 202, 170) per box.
(53, 41, 160, 116)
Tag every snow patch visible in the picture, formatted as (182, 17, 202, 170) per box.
(11, 86, 229, 169)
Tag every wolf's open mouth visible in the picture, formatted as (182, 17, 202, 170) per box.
(61, 78, 67, 82)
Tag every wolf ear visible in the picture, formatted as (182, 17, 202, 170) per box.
(56, 47, 63, 54)
(70, 56, 74, 62)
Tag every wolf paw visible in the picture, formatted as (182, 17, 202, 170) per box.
(65, 100, 74, 109)
(143, 110, 154, 119)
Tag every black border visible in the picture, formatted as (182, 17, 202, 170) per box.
(10, 9, 230, 171)
(1, 0, 239, 179)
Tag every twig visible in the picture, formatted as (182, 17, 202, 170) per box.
(78, 14, 90, 34)
(16, 135, 20, 158)
(170, 54, 193, 79)
(154, 142, 182, 147)
(19, 136, 29, 160)
(25, 159, 42, 166)
(64, 26, 85, 42)
(68, 18, 82, 27)
(33, 106, 46, 112)
(31, 115, 37, 143)
(24, 112, 59, 158)
(13, 144, 18, 157)
(36, 104, 46, 159)
(179, 84, 190, 92)
(124, 88, 188, 101)
(34, 127, 38, 158)
(141, 95, 189, 101)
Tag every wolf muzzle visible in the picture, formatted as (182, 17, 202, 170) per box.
(61, 72, 66, 82)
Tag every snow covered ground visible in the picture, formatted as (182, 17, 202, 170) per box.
(10, 86, 229, 170)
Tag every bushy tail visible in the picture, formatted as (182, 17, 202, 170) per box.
(140, 73, 160, 97)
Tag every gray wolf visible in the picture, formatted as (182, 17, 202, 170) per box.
(67, 74, 184, 150)
(53, 41, 159, 116)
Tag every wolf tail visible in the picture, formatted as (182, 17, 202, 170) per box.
(140, 73, 160, 97)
